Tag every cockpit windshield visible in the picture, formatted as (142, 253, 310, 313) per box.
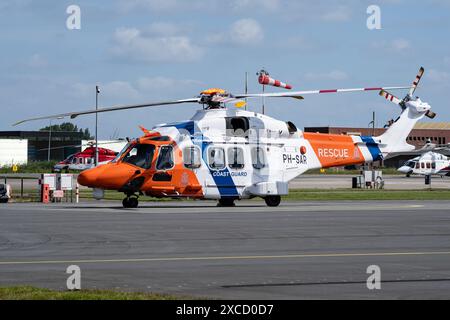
(112, 142, 133, 163)
(405, 161, 416, 168)
(115, 143, 155, 169)
(64, 154, 74, 163)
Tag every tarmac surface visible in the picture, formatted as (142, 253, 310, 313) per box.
(2, 174, 449, 193)
(1, 200, 450, 299)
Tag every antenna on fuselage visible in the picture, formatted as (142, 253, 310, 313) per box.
(244, 72, 248, 111)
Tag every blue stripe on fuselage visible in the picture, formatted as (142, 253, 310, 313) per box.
(361, 136, 383, 161)
(200, 140, 238, 198)
(165, 121, 239, 198)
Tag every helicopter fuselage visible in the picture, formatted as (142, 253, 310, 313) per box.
(78, 109, 383, 201)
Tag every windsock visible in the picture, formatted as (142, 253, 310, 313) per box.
(257, 69, 292, 90)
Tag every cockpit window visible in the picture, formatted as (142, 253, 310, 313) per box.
(122, 144, 155, 169)
(405, 161, 415, 168)
(112, 142, 133, 163)
(65, 155, 74, 163)
(156, 146, 174, 170)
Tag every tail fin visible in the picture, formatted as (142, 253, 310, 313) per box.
(375, 103, 429, 157)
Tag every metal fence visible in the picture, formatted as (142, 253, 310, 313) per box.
(1, 174, 76, 202)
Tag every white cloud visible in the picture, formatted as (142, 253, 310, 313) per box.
(391, 39, 411, 51)
(137, 76, 203, 91)
(208, 19, 264, 46)
(71, 81, 140, 101)
(144, 22, 186, 37)
(304, 70, 349, 81)
(321, 5, 352, 22)
(371, 38, 411, 52)
(71, 77, 203, 101)
(111, 27, 204, 63)
(118, 0, 180, 12)
(28, 54, 48, 68)
(117, 0, 214, 12)
(428, 69, 450, 82)
(0, 0, 31, 11)
(444, 56, 450, 67)
(230, 19, 264, 45)
(231, 0, 280, 11)
(102, 81, 141, 100)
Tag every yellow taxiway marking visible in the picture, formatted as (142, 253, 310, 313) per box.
(1, 251, 450, 266)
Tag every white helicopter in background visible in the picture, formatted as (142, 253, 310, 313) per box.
(398, 142, 450, 177)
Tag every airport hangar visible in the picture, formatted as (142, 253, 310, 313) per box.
(0, 130, 124, 167)
(0, 130, 83, 166)
(304, 122, 450, 167)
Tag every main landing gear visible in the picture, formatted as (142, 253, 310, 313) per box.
(217, 196, 282, 207)
(217, 198, 236, 207)
(122, 195, 139, 208)
(264, 195, 281, 207)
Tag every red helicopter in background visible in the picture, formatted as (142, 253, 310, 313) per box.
(52, 142, 127, 172)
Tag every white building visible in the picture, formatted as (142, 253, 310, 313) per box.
(0, 139, 28, 167)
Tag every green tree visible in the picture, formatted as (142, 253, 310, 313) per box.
(39, 122, 93, 139)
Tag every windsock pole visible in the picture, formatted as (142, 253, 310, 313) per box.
(262, 84, 265, 114)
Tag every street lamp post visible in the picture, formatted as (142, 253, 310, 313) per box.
(95, 85, 100, 166)
(47, 119, 53, 162)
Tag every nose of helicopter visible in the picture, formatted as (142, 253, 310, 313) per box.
(78, 163, 139, 189)
(397, 166, 412, 174)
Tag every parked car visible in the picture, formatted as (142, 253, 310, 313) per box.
(0, 184, 11, 203)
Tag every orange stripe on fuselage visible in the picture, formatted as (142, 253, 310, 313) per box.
(304, 132, 364, 168)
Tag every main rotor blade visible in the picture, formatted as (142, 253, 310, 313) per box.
(236, 86, 411, 98)
(379, 90, 402, 105)
(13, 98, 200, 126)
(37, 140, 127, 152)
(409, 67, 425, 97)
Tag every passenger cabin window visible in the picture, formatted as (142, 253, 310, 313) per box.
(208, 147, 225, 170)
(421, 162, 425, 169)
(184, 146, 201, 169)
(228, 147, 244, 169)
(432, 162, 436, 169)
(122, 144, 154, 169)
(426, 162, 431, 169)
(156, 146, 174, 170)
(226, 117, 249, 137)
(251, 147, 266, 169)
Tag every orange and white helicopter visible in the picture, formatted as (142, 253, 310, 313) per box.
(15, 67, 435, 208)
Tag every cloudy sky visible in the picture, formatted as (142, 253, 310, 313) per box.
(1, 0, 449, 138)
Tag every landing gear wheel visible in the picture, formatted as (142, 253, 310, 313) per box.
(122, 196, 139, 208)
(264, 195, 281, 207)
(217, 198, 235, 207)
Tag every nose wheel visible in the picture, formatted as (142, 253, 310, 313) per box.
(122, 196, 139, 208)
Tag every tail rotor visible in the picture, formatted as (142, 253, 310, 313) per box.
(379, 67, 435, 119)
